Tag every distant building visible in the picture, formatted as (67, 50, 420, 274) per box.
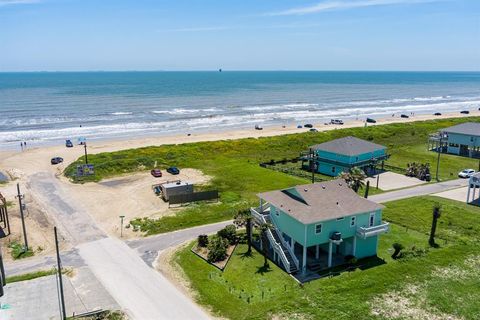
(467, 173, 480, 206)
(251, 180, 389, 276)
(429, 122, 480, 158)
(301, 136, 388, 177)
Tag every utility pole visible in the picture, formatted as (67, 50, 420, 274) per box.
(364, 180, 370, 198)
(435, 137, 442, 182)
(16, 183, 28, 251)
(119, 215, 125, 238)
(84, 143, 88, 164)
(0, 246, 5, 297)
(54, 227, 67, 320)
(310, 148, 315, 184)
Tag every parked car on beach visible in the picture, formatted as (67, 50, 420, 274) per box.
(65, 139, 73, 148)
(366, 118, 376, 123)
(458, 169, 475, 178)
(151, 169, 162, 177)
(460, 110, 470, 114)
(309, 128, 318, 132)
(400, 114, 409, 118)
(304, 124, 313, 128)
(167, 167, 180, 175)
(51, 157, 64, 165)
(434, 112, 442, 116)
(330, 119, 344, 125)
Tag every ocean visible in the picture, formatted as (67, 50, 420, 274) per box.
(0, 71, 479, 149)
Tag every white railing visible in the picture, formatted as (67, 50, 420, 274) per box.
(250, 206, 292, 273)
(357, 222, 390, 239)
(273, 227, 299, 270)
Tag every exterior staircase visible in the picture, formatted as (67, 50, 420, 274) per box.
(251, 205, 300, 274)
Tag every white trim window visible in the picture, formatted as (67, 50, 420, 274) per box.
(369, 212, 375, 227)
(315, 223, 323, 234)
(350, 216, 356, 227)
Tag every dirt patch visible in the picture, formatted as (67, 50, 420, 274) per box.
(63, 168, 211, 239)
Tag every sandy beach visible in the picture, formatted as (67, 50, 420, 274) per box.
(0, 110, 479, 260)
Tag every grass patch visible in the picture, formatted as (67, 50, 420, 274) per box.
(174, 197, 480, 320)
(67, 310, 125, 320)
(8, 241, 34, 260)
(6, 268, 73, 284)
(66, 117, 480, 235)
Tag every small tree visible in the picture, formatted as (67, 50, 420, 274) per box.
(207, 236, 228, 262)
(234, 209, 253, 254)
(429, 203, 442, 247)
(340, 166, 367, 192)
(217, 224, 237, 245)
(391, 243, 404, 259)
(197, 234, 209, 248)
(258, 223, 273, 268)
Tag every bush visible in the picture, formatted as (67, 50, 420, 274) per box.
(344, 255, 357, 265)
(217, 224, 237, 245)
(198, 234, 209, 247)
(207, 236, 228, 262)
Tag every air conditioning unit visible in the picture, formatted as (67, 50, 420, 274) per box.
(331, 232, 342, 241)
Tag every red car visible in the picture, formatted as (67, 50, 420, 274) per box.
(150, 169, 162, 177)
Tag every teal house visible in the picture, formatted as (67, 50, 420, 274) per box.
(301, 136, 388, 177)
(251, 180, 389, 276)
(428, 122, 480, 158)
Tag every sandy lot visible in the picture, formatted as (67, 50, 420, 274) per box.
(367, 172, 426, 191)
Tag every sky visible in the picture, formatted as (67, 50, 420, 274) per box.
(0, 0, 479, 71)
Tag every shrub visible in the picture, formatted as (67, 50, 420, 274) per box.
(207, 236, 228, 262)
(197, 234, 209, 247)
(344, 255, 357, 265)
(217, 224, 237, 245)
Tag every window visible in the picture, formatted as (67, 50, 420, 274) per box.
(336, 217, 344, 221)
(331, 167, 336, 173)
(369, 213, 375, 227)
(315, 223, 323, 234)
(350, 216, 356, 227)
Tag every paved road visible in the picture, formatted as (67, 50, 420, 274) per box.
(78, 238, 209, 320)
(28, 172, 106, 244)
(128, 220, 232, 266)
(370, 178, 468, 203)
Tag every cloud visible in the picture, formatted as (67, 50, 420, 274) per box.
(0, 0, 39, 6)
(157, 26, 229, 33)
(267, 0, 443, 16)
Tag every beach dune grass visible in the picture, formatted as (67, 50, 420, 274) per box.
(173, 197, 480, 320)
(65, 117, 480, 235)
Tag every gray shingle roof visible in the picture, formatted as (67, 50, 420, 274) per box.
(442, 122, 480, 136)
(310, 136, 385, 156)
(258, 180, 384, 224)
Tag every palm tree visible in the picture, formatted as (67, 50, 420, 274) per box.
(340, 166, 367, 192)
(234, 209, 253, 254)
(429, 203, 442, 247)
(258, 222, 273, 268)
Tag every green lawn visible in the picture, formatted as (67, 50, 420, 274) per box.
(65, 117, 480, 235)
(173, 197, 480, 320)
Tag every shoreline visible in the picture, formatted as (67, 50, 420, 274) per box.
(1, 109, 479, 159)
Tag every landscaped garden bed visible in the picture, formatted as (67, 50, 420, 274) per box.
(191, 224, 239, 270)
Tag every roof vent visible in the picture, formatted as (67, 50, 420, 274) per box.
(336, 201, 339, 205)
(304, 189, 308, 192)
(322, 185, 326, 189)
(339, 183, 342, 186)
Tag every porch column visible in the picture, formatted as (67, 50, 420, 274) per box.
(302, 245, 307, 274)
(467, 184, 471, 203)
(290, 238, 295, 250)
(259, 198, 263, 213)
(327, 241, 333, 268)
(352, 236, 357, 257)
(473, 186, 477, 203)
(315, 245, 319, 259)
